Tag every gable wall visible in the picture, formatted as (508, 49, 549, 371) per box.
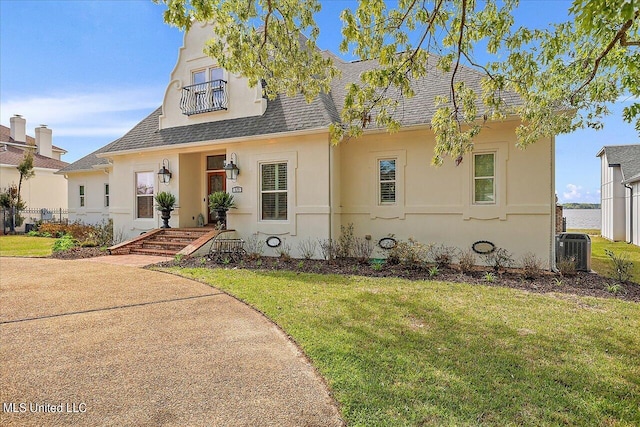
(159, 22, 266, 130)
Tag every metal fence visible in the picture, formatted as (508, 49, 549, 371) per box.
(1, 207, 68, 234)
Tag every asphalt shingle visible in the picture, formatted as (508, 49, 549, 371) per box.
(64, 51, 522, 171)
(0, 145, 69, 170)
(599, 144, 640, 183)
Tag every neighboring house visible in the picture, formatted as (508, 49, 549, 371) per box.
(61, 22, 557, 266)
(0, 116, 69, 212)
(57, 139, 118, 225)
(597, 144, 640, 245)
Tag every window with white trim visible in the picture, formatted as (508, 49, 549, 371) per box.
(378, 159, 396, 205)
(136, 172, 154, 219)
(104, 184, 110, 207)
(79, 185, 85, 207)
(473, 153, 495, 204)
(260, 162, 287, 220)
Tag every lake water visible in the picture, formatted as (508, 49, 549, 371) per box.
(563, 209, 601, 230)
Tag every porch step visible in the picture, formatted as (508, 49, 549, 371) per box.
(129, 248, 178, 257)
(108, 228, 223, 257)
(143, 240, 189, 248)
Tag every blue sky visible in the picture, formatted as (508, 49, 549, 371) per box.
(1, 0, 637, 204)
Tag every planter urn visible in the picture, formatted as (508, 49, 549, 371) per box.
(160, 209, 173, 228)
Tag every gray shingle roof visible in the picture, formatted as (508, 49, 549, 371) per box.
(57, 138, 120, 173)
(598, 144, 640, 183)
(330, 54, 522, 128)
(64, 51, 520, 171)
(102, 92, 338, 154)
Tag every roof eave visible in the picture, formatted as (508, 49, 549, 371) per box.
(96, 125, 331, 158)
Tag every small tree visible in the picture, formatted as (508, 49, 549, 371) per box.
(17, 146, 35, 208)
(0, 185, 26, 234)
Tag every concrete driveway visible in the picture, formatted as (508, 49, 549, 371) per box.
(0, 257, 343, 426)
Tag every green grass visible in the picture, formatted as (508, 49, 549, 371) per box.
(0, 235, 55, 257)
(567, 228, 600, 235)
(568, 229, 640, 283)
(162, 267, 640, 426)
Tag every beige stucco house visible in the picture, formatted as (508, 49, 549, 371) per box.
(60, 22, 557, 266)
(0, 116, 68, 213)
(598, 144, 640, 245)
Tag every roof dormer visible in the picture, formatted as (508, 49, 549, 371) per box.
(159, 21, 267, 130)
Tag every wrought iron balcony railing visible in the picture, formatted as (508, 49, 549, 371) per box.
(180, 80, 228, 115)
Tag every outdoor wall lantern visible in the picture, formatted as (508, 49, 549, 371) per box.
(224, 152, 240, 180)
(158, 159, 172, 184)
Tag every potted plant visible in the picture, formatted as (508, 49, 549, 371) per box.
(208, 191, 236, 229)
(155, 191, 176, 228)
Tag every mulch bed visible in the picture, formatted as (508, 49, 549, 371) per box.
(51, 247, 108, 259)
(166, 255, 640, 303)
(52, 247, 640, 302)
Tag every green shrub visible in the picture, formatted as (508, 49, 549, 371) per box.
(428, 266, 440, 277)
(52, 234, 77, 252)
(604, 249, 633, 282)
(483, 272, 496, 282)
(35, 219, 113, 246)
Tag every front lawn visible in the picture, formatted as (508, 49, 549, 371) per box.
(0, 235, 55, 257)
(163, 267, 640, 426)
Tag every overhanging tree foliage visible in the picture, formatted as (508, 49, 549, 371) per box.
(157, 0, 639, 164)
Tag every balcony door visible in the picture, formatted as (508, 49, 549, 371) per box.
(207, 171, 226, 223)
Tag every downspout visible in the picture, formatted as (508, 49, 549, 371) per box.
(328, 140, 332, 248)
(550, 136, 559, 272)
(624, 183, 633, 244)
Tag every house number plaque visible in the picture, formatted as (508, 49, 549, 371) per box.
(232, 186, 242, 193)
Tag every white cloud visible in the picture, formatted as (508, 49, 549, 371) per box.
(563, 184, 582, 201)
(0, 87, 163, 138)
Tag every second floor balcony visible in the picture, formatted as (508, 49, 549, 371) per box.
(180, 80, 228, 116)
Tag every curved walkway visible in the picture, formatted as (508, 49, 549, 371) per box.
(0, 257, 343, 426)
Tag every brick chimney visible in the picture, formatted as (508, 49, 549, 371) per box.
(10, 115, 26, 142)
(35, 124, 53, 158)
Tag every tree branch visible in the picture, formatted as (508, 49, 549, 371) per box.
(450, 0, 467, 124)
(571, 11, 639, 102)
